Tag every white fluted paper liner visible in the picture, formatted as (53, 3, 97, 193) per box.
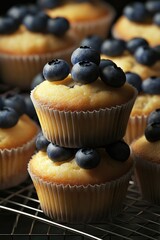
(124, 115, 148, 145)
(134, 157, 160, 205)
(71, 3, 115, 39)
(28, 162, 134, 223)
(31, 88, 137, 148)
(0, 136, 36, 190)
(0, 45, 76, 90)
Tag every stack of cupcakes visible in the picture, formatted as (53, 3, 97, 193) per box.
(28, 46, 137, 223)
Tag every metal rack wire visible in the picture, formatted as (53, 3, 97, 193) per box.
(0, 177, 160, 240)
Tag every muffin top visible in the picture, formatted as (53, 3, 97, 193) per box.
(45, 0, 111, 22)
(32, 74, 135, 111)
(0, 114, 38, 150)
(29, 147, 133, 185)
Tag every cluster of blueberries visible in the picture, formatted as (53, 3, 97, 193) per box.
(42, 46, 127, 88)
(0, 93, 37, 128)
(0, 4, 70, 35)
(36, 132, 130, 169)
(123, 1, 160, 26)
(145, 109, 160, 142)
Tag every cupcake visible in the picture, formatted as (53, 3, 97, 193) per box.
(112, 1, 160, 47)
(28, 134, 134, 223)
(31, 46, 137, 148)
(0, 93, 39, 189)
(100, 38, 160, 81)
(0, 4, 77, 90)
(124, 74, 160, 144)
(38, 0, 116, 39)
(131, 112, 160, 204)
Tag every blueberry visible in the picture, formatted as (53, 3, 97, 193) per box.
(134, 45, 158, 66)
(153, 45, 160, 60)
(75, 148, 100, 169)
(99, 59, 117, 71)
(123, 2, 149, 22)
(0, 107, 19, 128)
(0, 17, 19, 34)
(47, 17, 70, 36)
(101, 39, 126, 56)
(0, 97, 4, 110)
(7, 5, 29, 23)
(23, 12, 48, 32)
(71, 46, 100, 66)
(47, 143, 74, 162)
(142, 76, 160, 94)
(71, 61, 99, 84)
(36, 132, 50, 151)
(80, 35, 103, 52)
(37, 0, 61, 9)
(31, 72, 44, 90)
(125, 72, 142, 92)
(145, 122, 160, 142)
(100, 65, 126, 88)
(147, 109, 160, 125)
(105, 140, 130, 162)
(4, 94, 26, 116)
(126, 37, 149, 54)
(153, 13, 160, 26)
(23, 94, 38, 122)
(43, 59, 70, 81)
(145, 1, 160, 14)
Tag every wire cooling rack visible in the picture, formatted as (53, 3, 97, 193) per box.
(0, 178, 160, 240)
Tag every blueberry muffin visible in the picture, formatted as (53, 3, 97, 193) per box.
(112, 1, 160, 46)
(28, 134, 134, 222)
(131, 111, 160, 204)
(38, 0, 115, 39)
(0, 93, 39, 189)
(31, 47, 137, 148)
(0, 4, 77, 90)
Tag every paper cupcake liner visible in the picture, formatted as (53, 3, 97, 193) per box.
(0, 45, 76, 90)
(0, 136, 37, 190)
(71, 3, 116, 39)
(134, 157, 160, 205)
(124, 115, 148, 145)
(31, 88, 137, 148)
(28, 162, 134, 223)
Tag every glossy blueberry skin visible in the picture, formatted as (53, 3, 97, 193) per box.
(99, 59, 117, 71)
(0, 107, 19, 128)
(153, 13, 160, 26)
(23, 94, 38, 122)
(43, 59, 70, 81)
(47, 143, 74, 162)
(80, 35, 103, 52)
(23, 12, 48, 32)
(147, 109, 160, 125)
(126, 37, 149, 54)
(31, 72, 44, 90)
(142, 76, 160, 94)
(47, 17, 70, 36)
(71, 61, 99, 84)
(145, 122, 160, 142)
(134, 46, 158, 66)
(101, 39, 126, 57)
(123, 2, 149, 22)
(105, 140, 130, 162)
(37, 0, 61, 9)
(4, 94, 26, 116)
(0, 17, 19, 34)
(7, 5, 30, 23)
(71, 46, 100, 66)
(36, 132, 50, 151)
(75, 148, 100, 169)
(100, 65, 126, 88)
(145, 1, 160, 14)
(125, 72, 142, 93)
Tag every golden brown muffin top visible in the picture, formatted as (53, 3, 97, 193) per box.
(0, 114, 39, 150)
(46, 1, 110, 22)
(29, 148, 133, 185)
(112, 16, 160, 47)
(130, 94, 160, 117)
(131, 135, 160, 164)
(0, 26, 76, 55)
(31, 74, 136, 111)
(101, 52, 160, 81)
